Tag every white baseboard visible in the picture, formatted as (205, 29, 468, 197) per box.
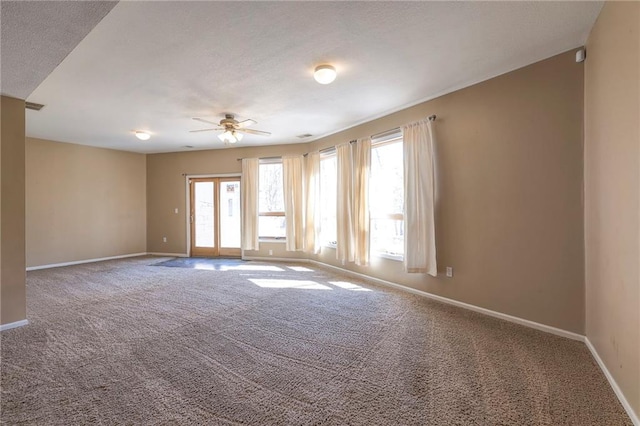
(242, 256, 310, 263)
(307, 259, 584, 342)
(585, 338, 639, 425)
(0, 319, 29, 332)
(26, 252, 148, 271)
(147, 252, 189, 258)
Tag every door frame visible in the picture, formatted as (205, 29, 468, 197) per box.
(185, 173, 241, 257)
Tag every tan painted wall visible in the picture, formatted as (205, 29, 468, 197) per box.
(1, 96, 27, 325)
(309, 50, 585, 334)
(584, 1, 640, 418)
(26, 138, 147, 267)
(147, 50, 585, 334)
(147, 143, 308, 259)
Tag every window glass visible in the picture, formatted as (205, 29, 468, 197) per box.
(259, 216, 286, 239)
(259, 162, 286, 238)
(259, 163, 284, 213)
(320, 154, 337, 245)
(370, 139, 404, 257)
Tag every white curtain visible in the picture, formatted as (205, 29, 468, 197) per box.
(352, 138, 371, 266)
(241, 158, 260, 251)
(304, 152, 321, 254)
(403, 119, 437, 275)
(336, 143, 355, 263)
(283, 155, 305, 251)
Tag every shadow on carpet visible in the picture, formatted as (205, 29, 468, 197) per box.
(153, 257, 252, 270)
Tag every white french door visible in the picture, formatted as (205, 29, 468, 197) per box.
(190, 177, 241, 257)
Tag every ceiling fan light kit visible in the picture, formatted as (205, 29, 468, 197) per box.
(314, 64, 337, 84)
(218, 129, 243, 144)
(190, 113, 271, 145)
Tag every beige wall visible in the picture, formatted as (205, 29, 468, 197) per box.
(1, 96, 27, 325)
(147, 143, 308, 259)
(147, 50, 585, 334)
(584, 1, 640, 419)
(26, 138, 147, 267)
(311, 50, 585, 334)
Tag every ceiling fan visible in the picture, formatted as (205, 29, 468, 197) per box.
(190, 114, 271, 144)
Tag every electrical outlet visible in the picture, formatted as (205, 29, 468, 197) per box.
(446, 267, 453, 278)
(174, 208, 179, 214)
(162, 237, 167, 243)
(269, 250, 273, 256)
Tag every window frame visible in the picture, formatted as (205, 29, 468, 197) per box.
(258, 159, 286, 240)
(319, 151, 338, 248)
(369, 133, 404, 261)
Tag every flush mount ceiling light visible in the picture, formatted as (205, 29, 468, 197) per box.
(314, 65, 337, 84)
(134, 131, 151, 141)
(217, 129, 243, 144)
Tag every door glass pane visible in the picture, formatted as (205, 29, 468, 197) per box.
(219, 181, 241, 248)
(195, 181, 215, 247)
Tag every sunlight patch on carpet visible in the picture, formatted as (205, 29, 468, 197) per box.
(287, 266, 314, 272)
(219, 265, 284, 272)
(248, 278, 331, 290)
(329, 281, 373, 291)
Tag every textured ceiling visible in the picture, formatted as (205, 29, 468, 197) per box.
(23, 1, 602, 153)
(0, 1, 117, 100)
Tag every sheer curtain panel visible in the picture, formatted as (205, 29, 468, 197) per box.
(304, 152, 321, 254)
(352, 138, 371, 266)
(336, 143, 355, 263)
(241, 158, 260, 251)
(402, 119, 437, 275)
(283, 155, 305, 251)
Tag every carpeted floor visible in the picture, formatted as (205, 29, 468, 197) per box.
(0, 256, 631, 425)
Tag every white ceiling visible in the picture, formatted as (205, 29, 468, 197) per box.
(1, 1, 117, 99)
(23, 1, 602, 154)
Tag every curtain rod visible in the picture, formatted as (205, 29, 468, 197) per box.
(236, 114, 436, 161)
(316, 114, 437, 156)
(236, 155, 281, 162)
(318, 139, 356, 154)
(369, 114, 436, 141)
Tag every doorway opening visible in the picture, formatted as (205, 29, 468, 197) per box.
(189, 177, 241, 257)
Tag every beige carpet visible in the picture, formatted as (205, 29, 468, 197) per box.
(0, 256, 631, 425)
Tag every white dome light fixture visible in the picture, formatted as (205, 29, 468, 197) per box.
(134, 131, 151, 141)
(314, 65, 337, 85)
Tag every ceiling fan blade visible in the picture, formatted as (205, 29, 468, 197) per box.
(235, 119, 257, 128)
(237, 128, 271, 136)
(192, 117, 219, 126)
(189, 128, 221, 133)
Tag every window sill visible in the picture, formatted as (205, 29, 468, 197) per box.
(259, 238, 287, 243)
(320, 246, 402, 262)
(374, 252, 404, 262)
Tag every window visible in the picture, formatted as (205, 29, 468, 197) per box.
(370, 136, 404, 258)
(259, 161, 285, 238)
(319, 153, 337, 246)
